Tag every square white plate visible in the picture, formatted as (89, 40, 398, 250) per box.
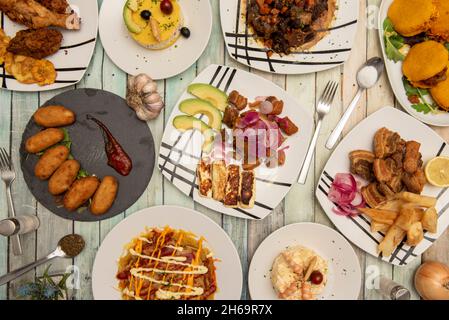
(220, 0, 359, 74)
(158, 64, 313, 220)
(0, 0, 98, 92)
(315, 106, 449, 266)
(378, 0, 449, 127)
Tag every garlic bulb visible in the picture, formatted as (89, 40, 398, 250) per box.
(126, 74, 165, 121)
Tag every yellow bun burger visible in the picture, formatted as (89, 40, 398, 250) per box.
(387, 0, 435, 36)
(430, 70, 449, 111)
(430, 0, 449, 42)
(403, 41, 448, 89)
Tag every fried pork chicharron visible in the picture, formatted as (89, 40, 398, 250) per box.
(0, 0, 80, 29)
(351, 127, 427, 208)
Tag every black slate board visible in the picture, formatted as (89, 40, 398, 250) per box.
(20, 89, 155, 222)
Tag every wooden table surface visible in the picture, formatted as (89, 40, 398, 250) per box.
(1, 0, 448, 300)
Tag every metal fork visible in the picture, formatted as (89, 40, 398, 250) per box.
(298, 81, 339, 184)
(0, 147, 22, 256)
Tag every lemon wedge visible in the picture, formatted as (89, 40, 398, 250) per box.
(425, 156, 449, 187)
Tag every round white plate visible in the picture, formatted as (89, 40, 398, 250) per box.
(92, 205, 243, 300)
(99, 0, 212, 80)
(158, 64, 314, 220)
(0, 0, 98, 92)
(378, 0, 449, 126)
(220, 0, 359, 74)
(315, 106, 449, 266)
(248, 223, 361, 300)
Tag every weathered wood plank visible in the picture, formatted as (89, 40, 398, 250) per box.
(8, 92, 38, 298)
(0, 90, 12, 300)
(284, 74, 316, 224)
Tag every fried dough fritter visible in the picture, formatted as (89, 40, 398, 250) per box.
(387, 0, 435, 37)
(429, 0, 449, 42)
(7, 28, 63, 59)
(402, 41, 449, 87)
(430, 70, 449, 111)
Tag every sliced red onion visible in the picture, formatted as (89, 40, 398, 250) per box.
(328, 173, 365, 217)
(255, 96, 268, 102)
(235, 111, 260, 129)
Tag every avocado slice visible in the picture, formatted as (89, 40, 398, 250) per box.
(123, 0, 143, 34)
(187, 83, 228, 112)
(173, 115, 215, 153)
(179, 99, 222, 131)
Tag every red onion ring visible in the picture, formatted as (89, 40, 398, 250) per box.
(328, 173, 365, 216)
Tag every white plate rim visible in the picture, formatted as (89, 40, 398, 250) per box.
(98, 0, 212, 80)
(377, 0, 449, 127)
(157, 63, 314, 220)
(219, 0, 360, 75)
(91, 205, 243, 300)
(315, 106, 449, 266)
(0, 0, 99, 92)
(248, 222, 362, 300)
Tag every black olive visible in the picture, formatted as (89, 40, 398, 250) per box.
(140, 10, 151, 20)
(181, 27, 191, 38)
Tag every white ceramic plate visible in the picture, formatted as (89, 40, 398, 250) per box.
(0, 0, 98, 92)
(92, 205, 243, 300)
(99, 0, 212, 80)
(158, 64, 314, 220)
(378, 0, 449, 127)
(316, 106, 449, 266)
(220, 0, 359, 75)
(248, 223, 361, 300)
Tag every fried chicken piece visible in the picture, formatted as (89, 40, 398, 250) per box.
(349, 150, 375, 181)
(36, 0, 69, 14)
(0, 0, 80, 30)
(7, 28, 62, 59)
(403, 140, 422, 174)
(373, 127, 403, 158)
(402, 168, 427, 194)
(361, 183, 386, 208)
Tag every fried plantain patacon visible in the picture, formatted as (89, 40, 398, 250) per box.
(387, 0, 435, 37)
(429, 0, 449, 42)
(430, 69, 449, 111)
(402, 41, 448, 89)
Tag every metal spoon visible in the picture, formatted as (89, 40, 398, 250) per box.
(0, 234, 85, 286)
(325, 57, 384, 150)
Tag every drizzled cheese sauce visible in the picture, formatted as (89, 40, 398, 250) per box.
(123, 247, 208, 299)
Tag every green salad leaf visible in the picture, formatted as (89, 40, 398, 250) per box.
(77, 168, 89, 179)
(383, 18, 406, 62)
(402, 77, 439, 114)
(60, 128, 72, 150)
